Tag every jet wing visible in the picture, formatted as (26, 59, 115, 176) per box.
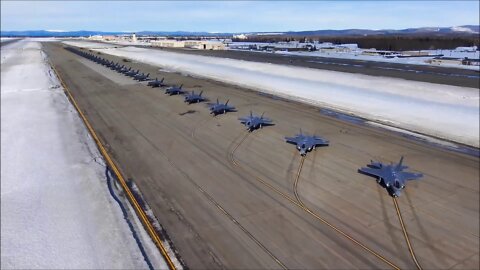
(260, 118, 273, 123)
(399, 171, 423, 181)
(238, 117, 250, 122)
(369, 161, 383, 168)
(285, 136, 300, 144)
(314, 138, 329, 145)
(359, 167, 388, 180)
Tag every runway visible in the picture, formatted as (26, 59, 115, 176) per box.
(44, 42, 479, 269)
(158, 47, 480, 89)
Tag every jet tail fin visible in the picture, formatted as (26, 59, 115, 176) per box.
(225, 99, 230, 105)
(396, 156, 404, 171)
(199, 90, 203, 96)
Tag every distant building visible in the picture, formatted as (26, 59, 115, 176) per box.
(461, 57, 480, 66)
(151, 39, 225, 50)
(151, 40, 185, 48)
(132, 33, 137, 43)
(88, 35, 103, 41)
(103, 35, 116, 41)
(455, 46, 478, 52)
(233, 34, 248, 40)
(402, 51, 430, 56)
(184, 40, 225, 50)
(428, 57, 463, 65)
(361, 50, 399, 57)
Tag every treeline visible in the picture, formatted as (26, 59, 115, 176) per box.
(235, 35, 480, 51)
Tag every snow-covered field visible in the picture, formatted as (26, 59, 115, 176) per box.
(63, 40, 480, 147)
(0, 37, 19, 43)
(229, 42, 480, 70)
(275, 49, 480, 70)
(1, 39, 169, 269)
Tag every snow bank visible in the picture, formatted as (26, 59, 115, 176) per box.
(63, 40, 121, 49)
(1, 40, 166, 269)
(64, 41, 479, 147)
(0, 37, 19, 43)
(275, 50, 480, 70)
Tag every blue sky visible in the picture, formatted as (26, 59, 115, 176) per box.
(1, 1, 479, 32)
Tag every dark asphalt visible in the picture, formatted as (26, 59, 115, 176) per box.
(44, 42, 479, 270)
(156, 47, 480, 88)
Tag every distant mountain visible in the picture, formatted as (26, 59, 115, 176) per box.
(0, 29, 232, 37)
(281, 25, 479, 36)
(1, 25, 478, 37)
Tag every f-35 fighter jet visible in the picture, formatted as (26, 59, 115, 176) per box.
(165, 84, 185, 95)
(134, 72, 150, 81)
(184, 90, 206, 104)
(207, 99, 236, 115)
(238, 111, 274, 132)
(147, 78, 166, 88)
(358, 156, 422, 197)
(119, 66, 130, 73)
(285, 129, 329, 156)
(126, 69, 139, 77)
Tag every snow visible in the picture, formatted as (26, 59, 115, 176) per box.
(227, 42, 480, 70)
(451, 26, 477, 33)
(64, 41, 479, 147)
(366, 121, 459, 148)
(1, 39, 168, 269)
(63, 40, 120, 49)
(272, 50, 480, 70)
(1, 37, 19, 43)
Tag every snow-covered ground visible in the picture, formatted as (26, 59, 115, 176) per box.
(0, 37, 19, 43)
(1, 39, 170, 269)
(63, 40, 479, 147)
(228, 42, 480, 70)
(275, 49, 480, 70)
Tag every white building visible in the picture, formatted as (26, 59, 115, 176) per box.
(233, 34, 248, 40)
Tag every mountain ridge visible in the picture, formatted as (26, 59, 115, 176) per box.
(1, 25, 478, 37)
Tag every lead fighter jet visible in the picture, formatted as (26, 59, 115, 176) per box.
(285, 129, 329, 156)
(207, 98, 236, 116)
(238, 111, 274, 132)
(358, 156, 422, 197)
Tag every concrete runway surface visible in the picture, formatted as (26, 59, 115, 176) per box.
(158, 47, 480, 89)
(44, 42, 479, 269)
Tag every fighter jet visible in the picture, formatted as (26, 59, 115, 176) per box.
(120, 67, 132, 74)
(238, 111, 274, 132)
(134, 72, 150, 81)
(126, 69, 139, 77)
(358, 156, 422, 197)
(285, 129, 329, 156)
(119, 66, 130, 73)
(207, 99, 236, 115)
(147, 78, 166, 88)
(184, 90, 206, 104)
(165, 84, 185, 95)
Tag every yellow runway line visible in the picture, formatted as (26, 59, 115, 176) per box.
(49, 62, 177, 270)
(393, 197, 423, 270)
(230, 133, 401, 270)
